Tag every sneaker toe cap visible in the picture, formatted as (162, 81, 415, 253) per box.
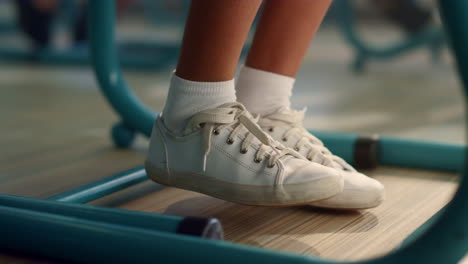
(310, 171, 385, 209)
(284, 162, 343, 185)
(279, 162, 344, 203)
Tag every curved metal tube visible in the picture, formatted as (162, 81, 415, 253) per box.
(334, 0, 445, 59)
(89, 3, 157, 137)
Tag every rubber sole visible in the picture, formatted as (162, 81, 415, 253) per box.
(145, 161, 343, 207)
(309, 193, 385, 210)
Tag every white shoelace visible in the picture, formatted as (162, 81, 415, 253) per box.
(186, 103, 301, 171)
(258, 108, 355, 172)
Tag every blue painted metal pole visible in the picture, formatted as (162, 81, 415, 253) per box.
(48, 166, 151, 203)
(311, 130, 464, 172)
(379, 137, 464, 172)
(0, 206, 232, 264)
(1, 194, 222, 239)
(89, 0, 156, 138)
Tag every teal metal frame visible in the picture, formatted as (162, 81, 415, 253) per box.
(1, 0, 467, 263)
(0, 0, 180, 70)
(334, 0, 446, 73)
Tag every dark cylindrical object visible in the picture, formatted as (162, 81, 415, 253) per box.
(353, 135, 380, 170)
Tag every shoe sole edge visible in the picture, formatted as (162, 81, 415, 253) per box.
(145, 161, 343, 207)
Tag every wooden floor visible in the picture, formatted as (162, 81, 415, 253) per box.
(0, 27, 466, 262)
(93, 167, 458, 261)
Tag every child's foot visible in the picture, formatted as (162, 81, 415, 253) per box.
(258, 108, 385, 209)
(145, 103, 344, 206)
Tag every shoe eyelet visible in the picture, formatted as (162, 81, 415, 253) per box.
(227, 138, 234, 145)
(240, 148, 248, 154)
(267, 164, 275, 168)
(282, 138, 288, 142)
(268, 128, 274, 132)
(254, 158, 262, 163)
(294, 147, 300, 151)
(307, 158, 312, 161)
(213, 129, 220, 135)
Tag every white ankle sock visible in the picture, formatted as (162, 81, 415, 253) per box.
(236, 65, 295, 116)
(162, 73, 236, 134)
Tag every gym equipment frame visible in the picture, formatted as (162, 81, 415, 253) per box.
(1, 1, 467, 263)
(0, 0, 179, 70)
(334, 0, 445, 73)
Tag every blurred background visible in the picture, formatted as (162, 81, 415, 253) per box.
(0, 0, 466, 262)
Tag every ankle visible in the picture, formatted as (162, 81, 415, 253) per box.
(162, 73, 236, 134)
(235, 65, 295, 116)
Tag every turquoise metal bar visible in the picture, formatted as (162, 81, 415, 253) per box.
(0, 205, 231, 264)
(89, 1, 156, 139)
(311, 130, 464, 172)
(0, 194, 200, 237)
(47, 166, 150, 203)
(379, 137, 464, 172)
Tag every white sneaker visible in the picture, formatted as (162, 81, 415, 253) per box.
(145, 103, 344, 206)
(258, 108, 385, 209)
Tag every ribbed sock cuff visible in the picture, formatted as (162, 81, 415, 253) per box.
(236, 65, 295, 115)
(172, 72, 235, 96)
(237, 66, 295, 96)
(162, 72, 237, 134)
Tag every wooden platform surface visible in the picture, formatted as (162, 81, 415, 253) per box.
(1, 27, 466, 262)
(91, 167, 457, 261)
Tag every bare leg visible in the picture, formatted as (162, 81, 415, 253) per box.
(176, 0, 262, 81)
(246, 0, 332, 77)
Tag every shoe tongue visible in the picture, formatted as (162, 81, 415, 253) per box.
(218, 102, 247, 113)
(262, 107, 306, 126)
(183, 102, 245, 134)
(183, 102, 273, 148)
